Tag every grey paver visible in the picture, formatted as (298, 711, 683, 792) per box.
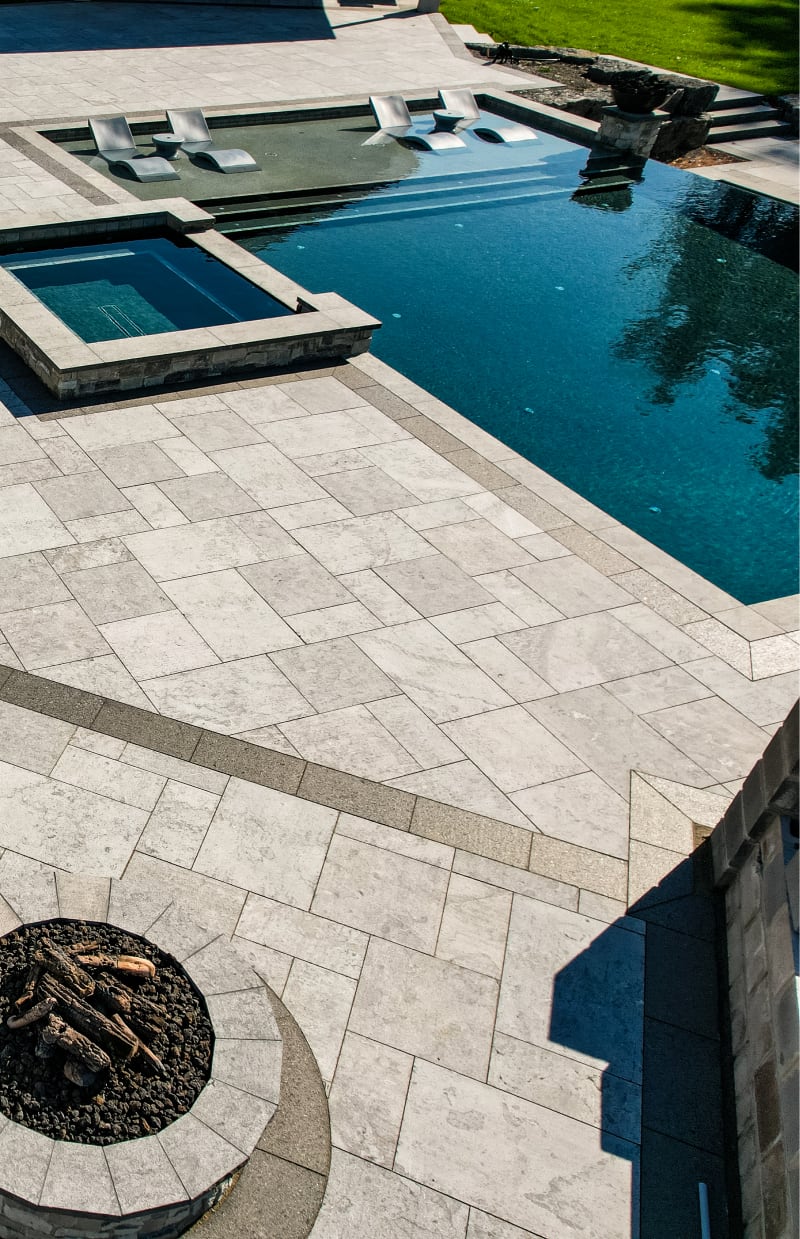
(124, 518, 265, 581)
(320, 465, 418, 515)
(160, 472, 261, 522)
(0, 550, 70, 611)
(101, 610, 218, 681)
(0, 482, 73, 557)
(490, 1032, 642, 1143)
(350, 937, 497, 1080)
(272, 636, 398, 712)
(528, 685, 712, 796)
(163, 569, 300, 659)
(436, 872, 511, 978)
(395, 1059, 637, 1239)
(0, 698, 74, 773)
(314, 1147, 467, 1238)
(328, 1032, 413, 1168)
(194, 777, 336, 909)
(0, 599, 109, 670)
(34, 470, 131, 522)
(62, 559, 173, 624)
(644, 695, 771, 782)
(143, 656, 313, 733)
(528, 834, 628, 901)
(280, 705, 419, 781)
(497, 897, 645, 1083)
(241, 553, 352, 616)
(88, 440, 186, 486)
(443, 705, 587, 793)
(157, 1113, 244, 1198)
(424, 518, 533, 576)
(312, 832, 449, 953)
(280, 959, 356, 1083)
(501, 611, 670, 693)
(105, 1135, 188, 1214)
(354, 620, 513, 722)
(511, 770, 629, 859)
(40, 1138, 120, 1215)
(292, 511, 430, 574)
(375, 553, 492, 617)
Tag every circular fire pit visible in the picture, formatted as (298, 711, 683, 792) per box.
(0, 878, 283, 1239)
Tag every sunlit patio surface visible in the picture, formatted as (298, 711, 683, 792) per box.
(0, 5, 797, 1237)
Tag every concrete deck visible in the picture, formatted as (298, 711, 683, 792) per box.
(0, 6, 797, 1238)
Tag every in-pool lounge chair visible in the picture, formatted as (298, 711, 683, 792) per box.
(89, 116, 179, 182)
(165, 109, 258, 173)
(437, 89, 537, 143)
(368, 95, 465, 151)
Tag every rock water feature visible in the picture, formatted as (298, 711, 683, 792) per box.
(0, 921, 212, 1143)
(0, 895, 283, 1239)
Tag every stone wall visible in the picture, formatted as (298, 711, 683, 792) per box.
(711, 703, 799, 1239)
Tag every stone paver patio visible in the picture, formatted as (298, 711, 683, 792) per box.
(0, 5, 797, 1237)
(0, 698, 733, 1239)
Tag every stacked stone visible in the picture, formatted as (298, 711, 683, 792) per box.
(710, 703, 798, 1239)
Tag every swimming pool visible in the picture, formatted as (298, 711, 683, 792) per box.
(0, 234, 291, 343)
(231, 125, 798, 605)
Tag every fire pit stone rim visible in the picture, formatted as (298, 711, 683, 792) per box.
(0, 877, 282, 1237)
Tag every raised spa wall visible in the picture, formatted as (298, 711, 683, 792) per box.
(0, 199, 378, 399)
(0, 873, 283, 1239)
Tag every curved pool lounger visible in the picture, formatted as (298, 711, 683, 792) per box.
(166, 108, 258, 173)
(89, 116, 179, 182)
(368, 95, 465, 151)
(437, 88, 538, 143)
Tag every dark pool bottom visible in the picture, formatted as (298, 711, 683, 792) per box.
(235, 151, 799, 605)
(0, 920, 212, 1144)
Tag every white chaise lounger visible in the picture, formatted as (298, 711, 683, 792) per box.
(89, 116, 179, 183)
(368, 95, 466, 151)
(438, 89, 538, 143)
(166, 108, 259, 173)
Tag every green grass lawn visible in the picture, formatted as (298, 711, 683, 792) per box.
(440, 0, 799, 95)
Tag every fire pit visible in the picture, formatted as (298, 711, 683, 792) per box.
(0, 921, 212, 1141)
(0, 879, 283, 1239)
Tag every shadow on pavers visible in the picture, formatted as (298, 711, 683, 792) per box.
(0, 2, 335, 54)
(189, 987, 330, 1239)
(550, 839, 742, 1239)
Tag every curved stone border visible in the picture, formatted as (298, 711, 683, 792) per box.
(0, 875, 284, 1239)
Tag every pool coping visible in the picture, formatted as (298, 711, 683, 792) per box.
(0, 199, 379, 398)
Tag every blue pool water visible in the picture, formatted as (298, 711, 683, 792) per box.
(0, 234, 291, 343)
(234, 125, 799, 605)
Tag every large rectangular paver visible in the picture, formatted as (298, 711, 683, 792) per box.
(349, 937, 497, 1080)
(497, 896, 645, 1084)
(194, 777, 336, 909)
(395, 1060, 638, 1239)
(312, 833, 448, 952)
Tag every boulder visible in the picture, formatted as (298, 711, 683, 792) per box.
(587, 64, 672, 114)
(658, 75, 719, 116)
(651, 114, 712, 159)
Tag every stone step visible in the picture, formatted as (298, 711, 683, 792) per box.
(707, 87, 766, 111)
(708, 105, 781, 127)
(709, 119, 793, 142)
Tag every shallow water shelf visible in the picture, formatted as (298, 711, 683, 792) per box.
(0, 200, 378, 397)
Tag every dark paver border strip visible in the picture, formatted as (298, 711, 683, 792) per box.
(0, 662, 535, 873)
